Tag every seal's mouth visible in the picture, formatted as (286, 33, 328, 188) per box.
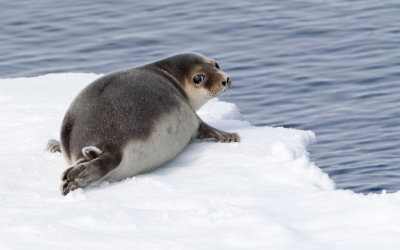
(222, 86, 230, 94)
(210, 86, 229, 98)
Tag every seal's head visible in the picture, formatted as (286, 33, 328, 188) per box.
(155, 53, 231, 110)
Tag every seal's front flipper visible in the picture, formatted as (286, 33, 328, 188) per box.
(195, 121, 240, 143)
(46, 139, 61, 153)
(61, 151, 122, 195)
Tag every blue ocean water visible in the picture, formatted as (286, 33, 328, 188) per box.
(1, 0, 399, 193)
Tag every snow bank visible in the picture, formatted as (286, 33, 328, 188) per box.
(1, 73, 399, 250)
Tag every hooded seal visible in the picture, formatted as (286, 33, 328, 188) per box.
(47, 53, 239, 195)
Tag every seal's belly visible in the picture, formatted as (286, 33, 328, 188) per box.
(104, 104, 199, 182)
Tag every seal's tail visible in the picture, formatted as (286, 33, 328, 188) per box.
(61, 147, 120, 195)
(82, 146, 103, 159)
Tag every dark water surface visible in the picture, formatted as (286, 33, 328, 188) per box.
(1, 0, 399, 193)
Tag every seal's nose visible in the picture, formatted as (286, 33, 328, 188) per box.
(222, 77, 230, 87)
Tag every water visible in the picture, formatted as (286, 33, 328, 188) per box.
(1, 0, 399, 193)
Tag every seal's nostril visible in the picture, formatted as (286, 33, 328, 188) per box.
(222, 77, 230, 87)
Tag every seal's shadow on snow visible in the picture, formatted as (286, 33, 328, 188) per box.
(150, 140, 219, 175)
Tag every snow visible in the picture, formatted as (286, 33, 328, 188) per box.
(1, 73, 400, 249)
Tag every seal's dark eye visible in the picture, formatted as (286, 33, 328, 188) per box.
(215, 62, 220, 69)
(193, 74, 205, 84)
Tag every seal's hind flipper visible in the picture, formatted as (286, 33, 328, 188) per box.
(46, 139, 61, 153)
(61, 151, 122, 195)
